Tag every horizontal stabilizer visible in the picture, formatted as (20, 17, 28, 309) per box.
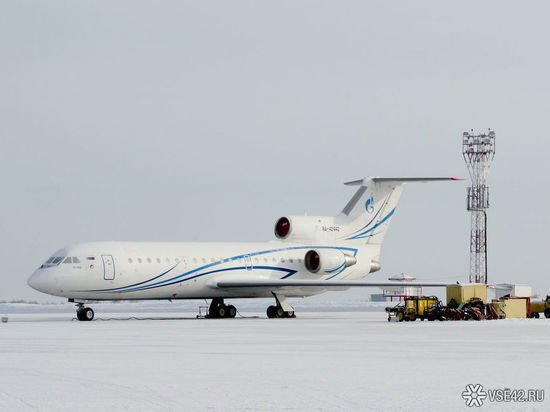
(217, 279, 447, 289)
(344, 177, 462, 186)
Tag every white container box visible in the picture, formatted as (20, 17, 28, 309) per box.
(494, 283, 532, 298)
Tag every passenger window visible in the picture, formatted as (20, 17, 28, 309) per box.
(147, 258, 151, 263)
(156, 258, 161, 263)
(128, 258, 133, 263)
(210, 258, 215, 263)
(63, 257, 72, 264)
(138, 258, 142, 263)
(193, 258, 197, 263)
(202, 258, 206, 263)
(289, 258, 294, 263)
(73, 257, 80, 263)
(175, 258, 180, 263)
(264, 258, 268, 263)
(166, 258, 170, 263)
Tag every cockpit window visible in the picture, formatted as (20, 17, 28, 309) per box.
(42, 256, 66, 267)
(42, 255, 82, 268)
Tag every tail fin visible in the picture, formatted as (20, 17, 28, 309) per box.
(337, 177, 458, 245)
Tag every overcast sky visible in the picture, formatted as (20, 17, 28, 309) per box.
(1, 1, 549, 302)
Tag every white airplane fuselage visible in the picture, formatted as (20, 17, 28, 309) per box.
(28, 241, 376, 301)
(28, 176, 456, 319)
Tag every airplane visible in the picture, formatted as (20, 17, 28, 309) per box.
(27, 177, 457, 321)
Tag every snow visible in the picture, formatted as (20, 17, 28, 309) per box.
(1, 302, 548, 411)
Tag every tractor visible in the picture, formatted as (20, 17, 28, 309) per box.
(386, 296, 444, 322)
(529, 295, 550, 319)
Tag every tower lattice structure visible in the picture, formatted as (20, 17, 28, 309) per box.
(462, 130, 495, 284)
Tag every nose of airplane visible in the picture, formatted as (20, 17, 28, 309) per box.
(27, 269, 52, 294)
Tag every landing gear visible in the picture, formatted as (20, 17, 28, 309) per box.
(266, 305, 295, 318)
(207, 298, 237, 318)
(76, 304, 94, 321)
(266, 292, 296, 318)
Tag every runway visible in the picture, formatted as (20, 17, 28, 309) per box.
(0, 302, 548, 411)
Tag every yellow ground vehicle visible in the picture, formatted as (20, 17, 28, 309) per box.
(529, 296, 550, 318)
(386, 296, 443, 322)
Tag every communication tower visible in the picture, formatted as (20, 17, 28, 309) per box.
(462, 129, 495, 283)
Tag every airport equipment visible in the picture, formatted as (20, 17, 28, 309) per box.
(529, 296, 550, 318)
(485, 304, 500, 320)
(462, 130, 495, 284)
(446, 284, 487, 306)
(492, 298, 528, 319)
(494, 283, 532, 299)
(385, 296, 443, 321)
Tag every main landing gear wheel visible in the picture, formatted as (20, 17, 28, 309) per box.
(207, 298, 237, 319)
(266, 305, 295, 319)
(76, 307, 94, 321)
(227, 305, 237, 318)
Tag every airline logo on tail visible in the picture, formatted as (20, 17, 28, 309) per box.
(365, 195, 374, 213)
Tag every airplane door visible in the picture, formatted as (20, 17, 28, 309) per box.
(244, 255, 253, 271)
(102, 255, 115, 280)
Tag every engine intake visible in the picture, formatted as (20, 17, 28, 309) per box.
(274, 217, 291, 239)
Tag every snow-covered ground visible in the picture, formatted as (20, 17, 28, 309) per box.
(1, 302, 548, 411)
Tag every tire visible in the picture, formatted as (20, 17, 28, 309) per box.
(545, 308, 550, 319)
(534, 312, 540, 319)
(284, 311, 295, 318)
(217, 306, 226, 318)
(266, 305, 277, 318)
(77, 307, 94, 321)
(276, 307, 285, 318)
(227, 305, 237, 318)
(84, 308, 94, 321)
(397, 312, 404, 322)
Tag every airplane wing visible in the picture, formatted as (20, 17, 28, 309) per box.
(216, 279, 447, 289)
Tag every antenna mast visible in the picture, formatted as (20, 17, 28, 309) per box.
(462, 129, 495, 284)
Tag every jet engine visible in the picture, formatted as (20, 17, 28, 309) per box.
(274, 216, 340, 243)
(303, 249, 357, 273)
